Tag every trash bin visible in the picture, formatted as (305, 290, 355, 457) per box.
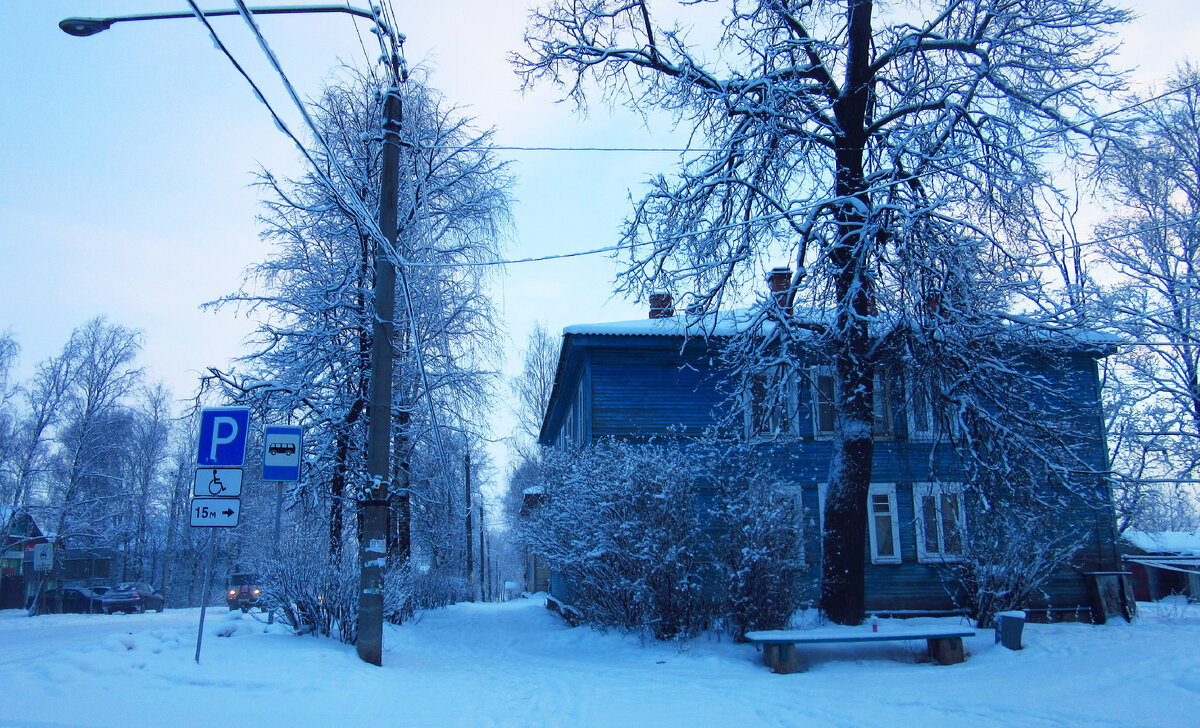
(995, 610, 1026, 650)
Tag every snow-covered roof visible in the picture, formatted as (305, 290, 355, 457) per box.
(1122, 530, 1200, 555)
(522, 485, 544, 496)
(562, 308, 823, 338)
(562, 309, 1123, 351)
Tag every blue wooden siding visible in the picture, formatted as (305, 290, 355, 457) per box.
(541, 330, 1118, 614)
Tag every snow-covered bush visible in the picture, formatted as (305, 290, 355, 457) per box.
(524, 438, 804, 640)
(945, 493, 1088, 628)
(252, 537, 359, 642)
(713, 469, 808, 640)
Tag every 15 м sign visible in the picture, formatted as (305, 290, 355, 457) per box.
(190, 498, 240, 528)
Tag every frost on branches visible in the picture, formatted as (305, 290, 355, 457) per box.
(516, 0, 1130, 624)
(203, 64, 512, 638)
(523, 438, 807, 641)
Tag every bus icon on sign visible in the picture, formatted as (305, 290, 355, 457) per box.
(263, 425, 303, 482)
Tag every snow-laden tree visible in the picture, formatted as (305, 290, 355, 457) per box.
(0, 332, 20, 505)
(510, 321, 560, 460)
(502, 321, 561, 533)
(1092, 64, 1200, 532)
(516, 0, 1129, 624)
(48, 317, 143, 547)
(526, 437, 805, 640)
(204, 65, 512, 628)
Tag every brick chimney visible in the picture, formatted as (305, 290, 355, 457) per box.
(649, 291, 674, 319)
(767, 267, 792, 315)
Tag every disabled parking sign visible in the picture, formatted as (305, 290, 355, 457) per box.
(196, 407, 250, 467)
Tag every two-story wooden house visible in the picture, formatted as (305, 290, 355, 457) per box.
(537, 275, 1124, 620)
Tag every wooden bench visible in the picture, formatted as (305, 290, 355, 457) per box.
(744, 626, 976, 674)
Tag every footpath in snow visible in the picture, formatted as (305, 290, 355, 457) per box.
(2, 596, 1197, 727)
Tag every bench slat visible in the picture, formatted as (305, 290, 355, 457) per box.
(745, 628, 974, 645)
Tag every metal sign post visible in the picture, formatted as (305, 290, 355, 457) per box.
(195, 530, 216, 664)
(192, 407, 250, 664)
(264, 425, 302, 628)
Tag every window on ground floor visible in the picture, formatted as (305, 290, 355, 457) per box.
(867, 482, 901, 565)
(914, 482, 966, 563)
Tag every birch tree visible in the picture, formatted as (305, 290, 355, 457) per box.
(517, 0, 1128, 623)
(204, 65, 512, 621)
(1092, 64, 1200, 532)
(50, 317, 142, 545)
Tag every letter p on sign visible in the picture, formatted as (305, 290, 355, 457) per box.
(197, 407, 250, 467)
(210, 417, 239, 461)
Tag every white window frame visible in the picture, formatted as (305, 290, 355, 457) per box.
(913, 482, 966, 563)
(812, 366, 892, 439)
(867, 482, 902, 565)
(906, 377, 937, 440)
(745, 366, 798, 441)
(810, 366, 837, 439)
(873, 368, 893, 439)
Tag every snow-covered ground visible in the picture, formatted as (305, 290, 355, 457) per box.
(3, 597, 1196, 727)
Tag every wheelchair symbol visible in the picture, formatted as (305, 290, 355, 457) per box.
(207, 469, 226, 495)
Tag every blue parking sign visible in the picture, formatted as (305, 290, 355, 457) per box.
(197, 407, 251, 467)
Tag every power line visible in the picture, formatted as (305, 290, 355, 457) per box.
(226, 0, 459, 493)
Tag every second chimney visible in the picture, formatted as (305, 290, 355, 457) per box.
(767, 267, 792, 315)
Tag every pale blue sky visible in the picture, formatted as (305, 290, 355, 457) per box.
(1, 1, 1196, 480)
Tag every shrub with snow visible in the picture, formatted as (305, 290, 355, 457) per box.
(524, 438, 805, 640)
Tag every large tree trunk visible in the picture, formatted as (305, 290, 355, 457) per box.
(821, 0, 876, 626)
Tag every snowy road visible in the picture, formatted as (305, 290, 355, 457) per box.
(2, 598, 1196, 727)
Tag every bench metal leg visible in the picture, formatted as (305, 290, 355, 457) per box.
(927, 636, 965, 665)
(763, 643, 805, 674)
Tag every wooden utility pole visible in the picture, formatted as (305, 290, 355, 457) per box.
(478, 504, 487, 601)
(357, 38, 406, 666)
(465, 453, 474, 600)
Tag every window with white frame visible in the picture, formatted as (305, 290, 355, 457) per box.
(867, 483, 901, 564)
(914, 482, 966, 562)
(872, 369, 893, 438)
(811, 367, 836, 438)
(906, 377, 936, 440)
(746, 367, 797, 439)
(811, 367, 892, 439)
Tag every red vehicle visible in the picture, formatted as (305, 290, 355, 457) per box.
(227, 573, 264, 611)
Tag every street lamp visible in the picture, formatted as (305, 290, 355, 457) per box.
(61, 2, 403, 668)
(61, 5, 388, 38)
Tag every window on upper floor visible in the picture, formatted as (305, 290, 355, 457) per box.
(745, 366, 797, 440)
(914, 482, 966, 563)
(811, 366, 893, 439)
(906, 378, 936, 440)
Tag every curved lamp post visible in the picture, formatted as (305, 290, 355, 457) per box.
(60, 3, 403, 668)
(61, 5, 388, 38)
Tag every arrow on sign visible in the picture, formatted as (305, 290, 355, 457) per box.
(222, 508, 235, 517)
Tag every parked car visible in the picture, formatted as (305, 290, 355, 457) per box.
(227, 573, 264, 612)
(100, 582, 164, 614)
(27, 586, 106, 614)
